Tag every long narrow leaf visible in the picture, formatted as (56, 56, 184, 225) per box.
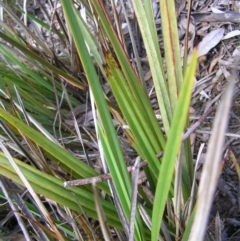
(160, 0, 183, 111)
(0, 32, 87, 90)
(188, 61, 236, 241)
(0, 153, 121, 227)
(90, 0, 165, 145)
(105, 52, 161, 179)
(151, 51, 197, 241)
(60, 2, 145, 241)
(0, 109, 109, 192)
(131, 0, 172, 134)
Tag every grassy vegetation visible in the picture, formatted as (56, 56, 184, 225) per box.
(0, 0, 235, 240)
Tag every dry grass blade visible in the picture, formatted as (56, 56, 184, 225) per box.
(0, 141, 64, 241)
(92, 181, 114, 241)
(173, 153, 182, 238)
(188, 64, 237, 241)
(129, 157, 140, 241)
(8, 181, 49, 241)
(215, 212, 222, 241)
(0, 178, 31, 241)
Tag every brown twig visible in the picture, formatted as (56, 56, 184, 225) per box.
(64, 107, 215, 188)
(192, 12, 240, 24)
(64, 152, 164, 188)
(64, 158, 152, 187)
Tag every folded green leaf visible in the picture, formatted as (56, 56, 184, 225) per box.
(151, 50, 197, 241)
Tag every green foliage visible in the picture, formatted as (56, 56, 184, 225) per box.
(0, 0, 199, 240)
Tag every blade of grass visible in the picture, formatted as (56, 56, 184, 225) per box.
(131, 0, 172, 134)
(104, 52, 163, 181)
(0, 109, 109, 192)
(151, 51, 197, 241)
(0, 1, 52, 55)
(160, 0, 183, 111)
(0, 142, 65, 241)
(92, 181, 114, 241)
(0, 152, 122, 228)
(188, 62, 236, 241)
(0, 32, 87, 90)
(98, 125, 145, 241)
(90, 0, 165, 144)
(0, 178, 32, 241)
(60, 2, 145, 240)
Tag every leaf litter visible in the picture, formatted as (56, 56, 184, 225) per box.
(182, 1, 240, 240)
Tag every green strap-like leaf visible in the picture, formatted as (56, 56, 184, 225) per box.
(151, 51, 197, 241)
(0, 109, 109, 192)
(160, 0, 183, 112)
(60, 2, 146, 240)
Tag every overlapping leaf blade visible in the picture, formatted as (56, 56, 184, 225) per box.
(151, 51, 197, 241)
(60, 1, 145, 240)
